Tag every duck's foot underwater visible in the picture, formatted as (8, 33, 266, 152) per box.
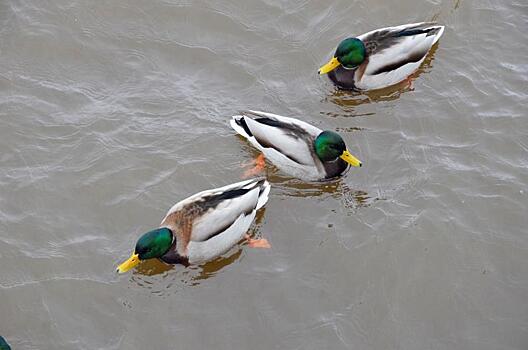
(401, 75, 415, 90)
(241, 153, 266, 178)
(245, 234, 271, 249)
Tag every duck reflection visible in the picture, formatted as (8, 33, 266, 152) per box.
(133, 258, 174, 276)
(130, 248, 245, 294)
(188, 249, 243, 283)
(267, 170, 342, 198)
(265, 167, 374, 211)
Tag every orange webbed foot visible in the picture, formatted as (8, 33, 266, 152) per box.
(245, 234, 271, 249)
(241, 154, 266, 178)
(402, 75, 415, 90)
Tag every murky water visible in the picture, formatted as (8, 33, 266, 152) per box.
(1, 0, 527, 349)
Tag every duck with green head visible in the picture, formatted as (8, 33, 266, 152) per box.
(319, 22, 445, 91)
(230, 110, 362, 181)
(117, 178, 271, 273)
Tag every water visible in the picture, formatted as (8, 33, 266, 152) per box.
(1, 0, 527, 349)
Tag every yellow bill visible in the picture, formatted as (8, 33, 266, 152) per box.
(340, 150, 362, 167)
(318, 57, 341, 75)
(117, 253, 140, 273)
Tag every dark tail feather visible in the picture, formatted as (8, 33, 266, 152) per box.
(235, 116, 253, 137)
(395, 25, 442, 38)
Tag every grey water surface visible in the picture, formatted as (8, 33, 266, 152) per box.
(1, 0, 527, 349)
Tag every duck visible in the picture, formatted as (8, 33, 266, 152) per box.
(117, 177, 271, 273)
(0, 336, 11, 350)
(318, 22, 445, 91)
(230, 110, 362, 181)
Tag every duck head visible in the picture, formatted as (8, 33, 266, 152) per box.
(314, 131, 362, 167)
(117, 227, 173, 273)
(319, 38, 366, 74)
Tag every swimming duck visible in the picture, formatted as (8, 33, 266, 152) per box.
(319, 22, 445, 90)
(117, 178, 271, 273)
(230, 110, 362, 181)
(0, 336, 11, 350)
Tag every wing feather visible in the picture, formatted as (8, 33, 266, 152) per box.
(186, 211, 256, 264)
(359, 23, 444, 76)
(190, 186, 259, 242)
(160, 178, 269, 244)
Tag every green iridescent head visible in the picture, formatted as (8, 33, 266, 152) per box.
(117, 228, 173, 273)
(314, 131, 346, 161)
(319, 38, 366, 74)
(314, 131, 362, 167)
(135, 228, 173, 259)
(336, 38, 366, 68)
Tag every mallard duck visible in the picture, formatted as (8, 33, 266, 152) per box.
(319, 22, 445, 90)
(230, 110, 362, 181)
(117, 178, 271, 273)
(0, 336, 11, 350)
